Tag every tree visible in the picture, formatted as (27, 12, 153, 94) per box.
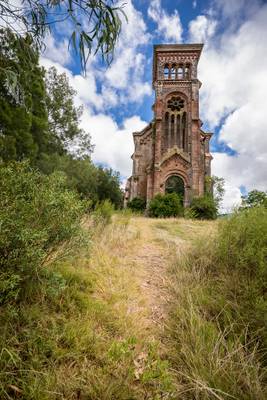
(45, 66, 93, 158)
(0, 0, 126, 72)
(0, 29, 48, 162)
(96, 166, 123, 208)
(205, 175, 225, 209)
(241, 190, 267, 209)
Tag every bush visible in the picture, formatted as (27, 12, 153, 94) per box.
(0, 161, 85, 304)
(127, 197, 146, 212)
(190, 195, 217, 219)
(93, 200, 114, 225)
(148, 193, 183, 218)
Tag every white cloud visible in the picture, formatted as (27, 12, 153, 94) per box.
(43, 34, 71, 66)
(148, 0, 183, 42)
(42, 0, 151, 113)
(101, 1, 152, 103)
(41, 56, 148, 179)
(189, 15, 217, 42)
(188, 2, 267, 210)
(80, 112, 147, 177)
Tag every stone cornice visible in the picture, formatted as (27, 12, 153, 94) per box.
(154, 44, 204, 53)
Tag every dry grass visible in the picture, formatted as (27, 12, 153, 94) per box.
(161, 218, 267, 399)
(1, 213, 266, 399)
(0, 213, 176, 399)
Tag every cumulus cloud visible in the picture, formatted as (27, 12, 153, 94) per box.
(148, 0, 183, 42)
(40, 0, 151, 178)
(101, 0, 152, 103)
(188, 1, 267, 210)
(80, 112, 147, 177)
(43, 34, 71, 66)
(40, 56, 148, 178)
(189, 15, 217, 43)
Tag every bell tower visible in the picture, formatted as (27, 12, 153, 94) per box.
(149, 43, 212, 205)
(125, 44, 213, 207)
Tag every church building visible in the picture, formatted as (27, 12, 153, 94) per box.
(125, 44, 213, 207)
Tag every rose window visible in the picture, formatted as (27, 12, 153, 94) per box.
(167, 97, 184, 111)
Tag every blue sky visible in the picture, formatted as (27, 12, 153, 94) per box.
(41, 0, 267, 211)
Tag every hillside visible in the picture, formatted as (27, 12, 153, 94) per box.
(2, 212, 266, 399)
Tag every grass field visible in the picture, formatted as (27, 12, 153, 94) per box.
(1, 212, 266, 399)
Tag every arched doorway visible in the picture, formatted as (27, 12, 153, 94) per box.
(165, 175, 185, 201)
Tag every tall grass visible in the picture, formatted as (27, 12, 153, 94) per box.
(167, 206, 267, 399)
(0, 212, 175, 399)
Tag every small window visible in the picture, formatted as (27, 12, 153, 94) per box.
(171, 65, 176, 79)
(178, 66, 183, 79)
(164, 65, 169, 79)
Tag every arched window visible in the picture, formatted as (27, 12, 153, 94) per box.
(171, 64, 176, 79)
(184, 64, 190, 79)
(177, 66, 183, 79)
(165, 175, 184, 200)
(164, 64, 169, 79)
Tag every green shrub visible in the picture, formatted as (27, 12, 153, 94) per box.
(127, 197, 146, 212)
(190, 195, 217, 219)
(93, 199, 114, 225)
(148, 193, 183, 218)
(0, 161, 85, 304)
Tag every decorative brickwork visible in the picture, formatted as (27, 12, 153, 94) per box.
(125, 44, 213, 207)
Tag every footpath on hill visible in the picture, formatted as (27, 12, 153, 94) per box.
(82, 214, 216, 399)
(121, 216, 213, 335)
(3, 213, 266, 399)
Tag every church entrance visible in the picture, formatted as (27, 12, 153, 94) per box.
(165, 175, 185, 200)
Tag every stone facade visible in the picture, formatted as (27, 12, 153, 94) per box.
(125, 44, 213, 207)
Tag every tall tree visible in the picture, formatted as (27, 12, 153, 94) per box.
(0, 29, 48, 162)
(44, 66, 93, 158)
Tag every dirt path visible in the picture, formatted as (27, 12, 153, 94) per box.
(125, 217, 184, 337)
(120, 216, 215, 339)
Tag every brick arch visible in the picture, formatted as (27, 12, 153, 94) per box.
(162, 170, 190, 207)
(163, 169, 189, 187)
